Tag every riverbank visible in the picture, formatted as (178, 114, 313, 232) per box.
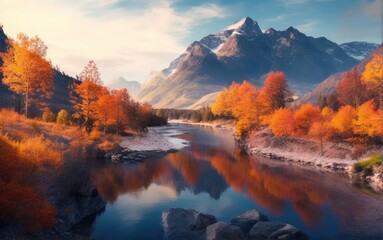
(168, 119, 234, 131)
(245, 127, 383, 191)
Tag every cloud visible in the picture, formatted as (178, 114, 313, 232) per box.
(264, 13, 297, 22)
(0, 0, 229, 84)
(296, 20, 319, 33)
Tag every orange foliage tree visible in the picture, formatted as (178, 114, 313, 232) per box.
(353, 100, 383, 137)
(260, 71, 290, 113)
(0, 33, 53, 117)
(336, 68, 366, 107)
(294, 103, 321, 135)
(71, 60, 103, 132)
(96, 87, 117, 134)
(212, 81, 264, 137)
(111, 88, 135, 134)
(362, 49, 383, 110)
(270, 108, 294, 137)
(330, 105, 356, 137)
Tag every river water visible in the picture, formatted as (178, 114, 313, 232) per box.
(90, 123, 383, 240)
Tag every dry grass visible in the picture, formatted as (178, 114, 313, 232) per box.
(98, 134, 122, 152)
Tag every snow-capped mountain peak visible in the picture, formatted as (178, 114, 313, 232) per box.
(225, 17, 262, 36)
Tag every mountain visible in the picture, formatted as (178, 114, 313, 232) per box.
(137, 17, 359, 109)
(0, 26, 78, 115)
(294, 44, 382, 106)
(107, 77, 141, 97)
(340, 42, 379, 60)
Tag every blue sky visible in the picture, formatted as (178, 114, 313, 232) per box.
(0, 0, 381, 84)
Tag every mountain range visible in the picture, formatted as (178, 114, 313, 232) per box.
(137, 17, 378, 109)
(295, 44, 382, 106)
(107, 77, 141, 97)
(0, 19, 379, 112)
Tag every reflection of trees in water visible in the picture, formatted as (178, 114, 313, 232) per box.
(93, 159, 172, 203)
(184, 142, 330, 228)
(91, 132, 383, 236)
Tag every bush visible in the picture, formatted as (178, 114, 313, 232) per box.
(56, 109, 71, 125)
(42, 108, 55, 122)
(353, 154, 383, 173)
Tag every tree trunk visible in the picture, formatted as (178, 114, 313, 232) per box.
(25, 89, 28, 118)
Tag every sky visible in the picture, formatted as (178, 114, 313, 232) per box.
(0, 0, 381, 85)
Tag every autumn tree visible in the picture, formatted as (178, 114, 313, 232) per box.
(95, 87, 116, 134)
(330, 105, 356, 137)
(56, 109, 71, 125)
(71, 60, 103, 132)
(42, 108, 55, 122)
(212, 81, 264, 138)
(336, 68, 366, 107)
(111, 88, 133, 134)
(309, 121, 333, 156)
(362, 49, 383, 110)
(270, 108, 294, 137)
(294, 103, 321, 135)
(211, 83, 241, 117)
(260, 71, 290, 113)
(0, 33, 53, 117)
(353, 100, 383, 138)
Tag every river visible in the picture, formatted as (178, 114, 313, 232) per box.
(90, 123, 383, 240)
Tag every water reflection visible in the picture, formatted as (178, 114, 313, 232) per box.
(92, 125, 383, 240)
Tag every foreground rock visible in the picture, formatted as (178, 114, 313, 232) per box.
(162, 208, 309, 240)
(207, 222, 243, 240)
(231, 209, 268, 233)
(104, 149, 176, 164)
(248, 221, 308, 240)
(162, 208, 217, 240)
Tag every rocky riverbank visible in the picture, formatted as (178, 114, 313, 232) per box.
(162, 208, 309, 240)
(245, 127, 383, 191)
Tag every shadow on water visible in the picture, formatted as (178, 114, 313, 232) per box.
(89, 124, 383, 240)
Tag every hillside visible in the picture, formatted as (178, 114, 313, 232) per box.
(340, 41, 379, 60)
(0, 26, 78, 114)
(137, 17, 364, 109)
(294, 44, 382, 106)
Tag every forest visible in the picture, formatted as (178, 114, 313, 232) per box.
(0, 33, 167, 234)
(211, 52, 383, 143)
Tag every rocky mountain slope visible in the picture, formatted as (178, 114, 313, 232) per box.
(340, 41, 379, 60)
(137, 17, 366, 109)
(294, 44, 382, 106)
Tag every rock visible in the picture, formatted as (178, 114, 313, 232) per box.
(231, 209, 267, 233)
(162, 208, 217, 240)
(206, 222, 243, 240)
(248, 221, 309, 240)
(111, 154, 122, 162)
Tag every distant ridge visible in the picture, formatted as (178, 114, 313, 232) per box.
(137, 17, 372, 109)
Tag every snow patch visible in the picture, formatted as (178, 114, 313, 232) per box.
(212, 43, 225, 53)
(225, 18, 247, 30)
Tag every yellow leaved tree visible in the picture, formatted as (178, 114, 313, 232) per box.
(362, 48, 383, 110)
(71, 60, 103, 132)
(0, 33, 53, 117)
